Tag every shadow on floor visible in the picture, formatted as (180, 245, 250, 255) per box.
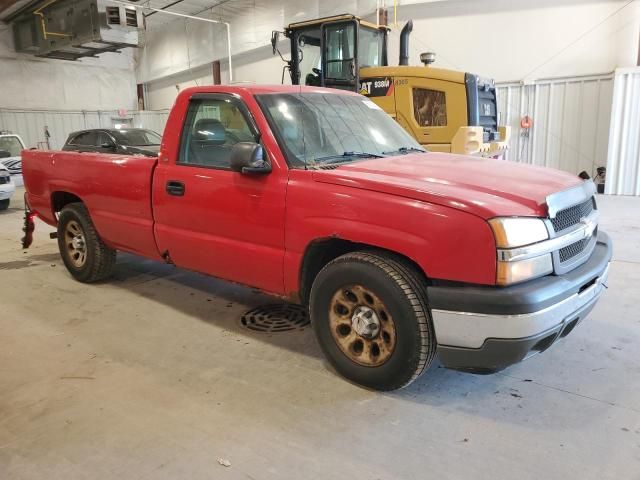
(105, 252, 325, 361)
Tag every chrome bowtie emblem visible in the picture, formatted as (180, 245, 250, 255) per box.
(580, 217, 594, 238)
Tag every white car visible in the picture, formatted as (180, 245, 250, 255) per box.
(0, 133, 26, 187)
(0, 163, 15, 210)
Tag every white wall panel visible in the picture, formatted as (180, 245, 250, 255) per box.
(605, 67, 640, 196)
(0, 109, 169, 150)
(389, 0, 640, 82)
(496, 73, 614, 177)
(0, 29, 137, 111)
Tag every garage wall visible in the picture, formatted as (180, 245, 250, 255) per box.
(605, 67, 640, 195)
(389, 0, 640, 82)
(0, 109, 169, 150)
(496, 73, 614, 176)
(144, 45, 291, 110)
(0, 28, 137, 111)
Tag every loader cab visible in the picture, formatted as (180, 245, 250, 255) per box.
(282, 15, 388, 91)
(275, 14, 509, 157)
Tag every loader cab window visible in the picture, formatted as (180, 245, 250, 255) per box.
(294, 28, 322, 87)
(412, 88, 447, 127)
(323, 22, 356, 85)
(358, 27, 384, 68)
(179, 97, 256, 169)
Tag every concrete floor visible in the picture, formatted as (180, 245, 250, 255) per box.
(1, 187, 639, 480)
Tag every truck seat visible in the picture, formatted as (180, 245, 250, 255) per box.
(190, 119, 232, 167)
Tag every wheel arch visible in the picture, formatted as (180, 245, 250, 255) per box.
(298, 237, 429, 305)
(51, 191, 83, 219)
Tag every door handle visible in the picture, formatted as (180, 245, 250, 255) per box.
(166, 180, 185, 196)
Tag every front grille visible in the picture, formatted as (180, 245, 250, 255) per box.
(559, 237, 590, 262)
(550, 197, 595, 233)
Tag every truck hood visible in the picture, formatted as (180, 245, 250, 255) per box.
(311, 152, 583, 219)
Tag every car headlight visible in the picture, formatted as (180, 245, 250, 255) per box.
(488, 217, 549, 248)
(489, 217, 553, 285)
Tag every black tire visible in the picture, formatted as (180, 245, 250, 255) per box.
(310, 251, 436, 391)
(57, 202, 116, 283)
(0, 199, 9, 210)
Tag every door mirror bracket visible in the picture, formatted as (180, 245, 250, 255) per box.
(229, 142, 271, 175)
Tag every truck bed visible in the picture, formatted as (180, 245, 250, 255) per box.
(23, 150, 161, 259)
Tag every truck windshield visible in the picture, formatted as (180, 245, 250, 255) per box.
(257, 93, 424, 168)
(0, 136, 24, 157)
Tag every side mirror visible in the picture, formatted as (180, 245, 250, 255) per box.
(101, 142, 116, 150)
(230, 142, 271, 175)
(271, 31, 280, 55)
(0, 150, 11, 159)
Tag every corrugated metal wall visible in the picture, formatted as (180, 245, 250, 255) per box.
(496, 73, 614, 178)
(605, 67, 640, 196)
(0, 109, 170, 150)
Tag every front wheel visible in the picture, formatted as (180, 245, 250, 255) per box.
(57, 203, 116, 283)
(310, 251, 436, 391)
(0, 199, 9, 210)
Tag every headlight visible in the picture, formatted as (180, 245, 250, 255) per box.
(489, 217, 552, 285)
(496, 254, 553, 286)
(488, 217, 549, 248)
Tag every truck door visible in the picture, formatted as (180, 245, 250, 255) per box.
(321, 19, 359, 91)
(152, 93, 288, 295)
(394, 77, 466, 151)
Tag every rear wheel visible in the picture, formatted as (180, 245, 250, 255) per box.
(57, 203, 116, 282)
(310, 251, 436, 391)
(0, 199, 9, 210)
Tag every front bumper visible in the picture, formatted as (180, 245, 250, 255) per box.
(0, 183, 15, 200)
(430, 231, 612, 373)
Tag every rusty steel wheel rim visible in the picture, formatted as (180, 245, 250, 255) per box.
(329, 285, 397, 367)
(64, 220, 87, 268)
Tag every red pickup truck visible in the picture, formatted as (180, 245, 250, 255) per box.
(22, 85, 611, 391)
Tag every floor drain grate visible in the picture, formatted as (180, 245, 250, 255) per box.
(240, 304, 310, 333)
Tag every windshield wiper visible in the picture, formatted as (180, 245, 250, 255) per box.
(382, 147, 426, 155)
(314, 151, 384, 164)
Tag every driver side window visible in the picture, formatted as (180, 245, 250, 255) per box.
(178, 97, 255, 169)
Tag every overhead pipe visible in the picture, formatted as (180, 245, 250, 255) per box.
(110, 0, 233, 82)
(399, 20, 412, 66)
(33, 0, 72, 39)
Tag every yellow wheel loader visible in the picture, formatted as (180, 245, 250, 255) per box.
(272, 14, 510, 157)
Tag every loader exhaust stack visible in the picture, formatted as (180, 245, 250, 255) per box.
(399, 20, 413, 66)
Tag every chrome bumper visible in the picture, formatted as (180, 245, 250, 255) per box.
(429, 231, 612, 372)
(432, 262, 609, 349)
